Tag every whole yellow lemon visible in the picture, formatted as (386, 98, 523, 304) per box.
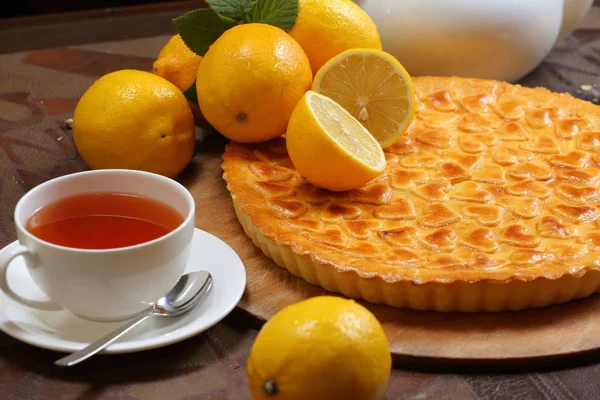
(247, 296, 391, 400)
(196, 23, 312, 143)
(73, 69, 195, 178)
(289, 0, 382, 75)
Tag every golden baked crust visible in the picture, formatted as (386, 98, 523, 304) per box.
(222, 76, 600, 311)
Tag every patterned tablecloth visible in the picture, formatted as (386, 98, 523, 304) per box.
(3, 4, 600, 400)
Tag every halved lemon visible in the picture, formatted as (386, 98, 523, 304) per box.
(312, 48, 416, 148)
(286, 90, 386, 191)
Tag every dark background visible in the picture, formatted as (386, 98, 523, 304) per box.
(2, 1, 180, 18)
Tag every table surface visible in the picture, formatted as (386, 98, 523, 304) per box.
(3, 3, 600, 399)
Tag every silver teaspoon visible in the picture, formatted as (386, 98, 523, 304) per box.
(55, 270, 212, 367)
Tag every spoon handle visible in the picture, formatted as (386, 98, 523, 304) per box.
(54, 311, 152, 367)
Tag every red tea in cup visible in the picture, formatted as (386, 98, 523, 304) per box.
(26, 192, 184, 249)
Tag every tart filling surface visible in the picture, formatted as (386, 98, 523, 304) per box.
(222, 76, 600, 311)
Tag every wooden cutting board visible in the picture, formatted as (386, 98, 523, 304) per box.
(184, 134, 600, 365)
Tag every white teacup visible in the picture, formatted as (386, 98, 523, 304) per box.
(0, 169, 195, 321)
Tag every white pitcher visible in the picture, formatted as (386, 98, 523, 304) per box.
(353, 0, 593, 82)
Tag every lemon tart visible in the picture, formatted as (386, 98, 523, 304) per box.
(222, 76, 600, 312)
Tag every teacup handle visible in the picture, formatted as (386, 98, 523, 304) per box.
(0, 245, 62, 311)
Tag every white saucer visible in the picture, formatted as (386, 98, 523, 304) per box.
(0, 228, 246, 354)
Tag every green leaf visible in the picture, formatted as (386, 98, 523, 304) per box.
(205, 0, 257, 21)
(173, 8, 237, 56)
(183, 81, 199, 106)
(247, 0, 298, 32)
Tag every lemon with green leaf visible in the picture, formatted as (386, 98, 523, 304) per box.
(153, 34, 202, 93)
(195, 23, 312, 143)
